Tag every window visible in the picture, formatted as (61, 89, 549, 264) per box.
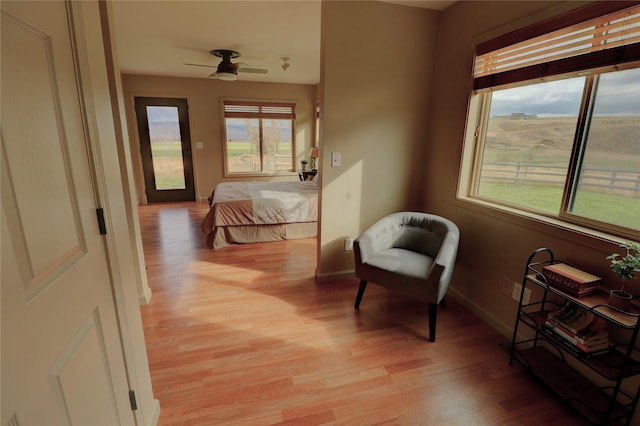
(222, 100, 295, 175)
(463, 3, 640, 238)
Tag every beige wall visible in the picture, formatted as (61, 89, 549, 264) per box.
(121, 74, 317, 203)
(318, 0, 634, 335)
(318, 0, 439, 279)
(424, 0, 634, 335)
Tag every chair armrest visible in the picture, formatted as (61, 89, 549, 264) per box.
(434, 229, 459, 268)
(433, 226, 460, 301)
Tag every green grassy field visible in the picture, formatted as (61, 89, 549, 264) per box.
(151, 143, 185, 190)
(226, 140, 293, 157)
(479, 116, 639, 230)
(481, 145, 640, 170)
(152, 141, 292, 157)
(151, 142, 182, 157)
(478, 182, 640, 229)
(150, 142, 638, 229)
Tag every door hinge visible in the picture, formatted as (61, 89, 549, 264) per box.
(96, 208, 107, 235)
(129, 389, 138, 411)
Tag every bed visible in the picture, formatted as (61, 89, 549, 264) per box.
(200, 179, 318, 249)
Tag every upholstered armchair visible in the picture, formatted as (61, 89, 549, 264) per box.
(353, 212, 460, 342)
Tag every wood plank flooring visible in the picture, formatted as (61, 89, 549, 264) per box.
(138, 202, 589, 425)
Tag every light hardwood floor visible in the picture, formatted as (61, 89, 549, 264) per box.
(138, 202, 588, 425)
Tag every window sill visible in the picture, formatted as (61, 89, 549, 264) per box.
(454, 195, 631, 252)
(223, 171, 297, 179)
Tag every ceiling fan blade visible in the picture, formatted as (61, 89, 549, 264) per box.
(236, 62, 268, 74)
(184, 50, 266, 79)
(184, 62, 216, 68)
(238, 67, 268, 74)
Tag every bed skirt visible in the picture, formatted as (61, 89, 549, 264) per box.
(207, 222, 317, 250)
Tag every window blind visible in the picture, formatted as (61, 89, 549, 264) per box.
(474, 2, 640, 91)
(223, 100, 295, 119)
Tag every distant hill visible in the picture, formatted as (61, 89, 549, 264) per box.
(226, 124, 250, 141)
(148, 121, 292, 143)
(487, 116, 639, 154)
(225, 123, 292, 143)
(149, 121, 181, 143)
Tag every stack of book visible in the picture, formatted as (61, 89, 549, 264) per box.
(541, 262, 601, 297)
(544, 301, 609, 355)
(540, 263, 601, 297)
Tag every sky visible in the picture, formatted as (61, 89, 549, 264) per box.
(147, 106, 179, 123)
(142, 67, 638, 120)
(490, 68, 640, 117)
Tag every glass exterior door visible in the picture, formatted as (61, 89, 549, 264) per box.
(135, 97, 195, 202)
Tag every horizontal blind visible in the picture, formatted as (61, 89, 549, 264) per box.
(474, 3, 640, 90)
(223, 100, 295, 119)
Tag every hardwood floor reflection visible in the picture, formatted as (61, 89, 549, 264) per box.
(138, 202, 588, 425)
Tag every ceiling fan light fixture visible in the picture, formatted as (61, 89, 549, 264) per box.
(185, 49, 267, 80)
(217, 71, 237, 81)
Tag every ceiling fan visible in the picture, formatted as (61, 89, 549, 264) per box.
(184, 49, 268, 81)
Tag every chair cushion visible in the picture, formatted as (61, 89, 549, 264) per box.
(392, 215, 448, 257)
(365, 247, 434, 280)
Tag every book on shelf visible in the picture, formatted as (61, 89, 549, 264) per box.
(540, 263, 601, 297)
(544, 301, 609, 355)
(544, 322, 609, 355)
(575, 341, 609, 354)
(544, 320, 608, 346)
(546, 301, 605, 336)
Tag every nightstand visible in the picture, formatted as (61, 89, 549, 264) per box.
(298, 170, 318, 181)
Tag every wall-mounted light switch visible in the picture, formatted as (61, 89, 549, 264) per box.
(344, 237, 353, 252)
(195, 142, 204, 149)
(331, 152, 341, 167)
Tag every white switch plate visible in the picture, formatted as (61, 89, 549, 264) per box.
(195, 142, 204, 149)
(331, 152, 341, 167)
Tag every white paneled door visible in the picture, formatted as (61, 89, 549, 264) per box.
(1, 1, 134, 424)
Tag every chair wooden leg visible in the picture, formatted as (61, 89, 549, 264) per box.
(428, 302, 437, 342)
(354, 280, 368, 309)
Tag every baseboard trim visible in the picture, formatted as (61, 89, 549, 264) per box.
(315, 274, 516, 341)
(138, 285, 152, 305)
(448, 287, 513, 339)
(141, 398, 161, 426)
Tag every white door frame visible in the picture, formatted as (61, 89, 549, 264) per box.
(68, 1, 160, 425)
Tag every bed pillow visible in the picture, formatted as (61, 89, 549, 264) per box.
(312, 172, 319, 184)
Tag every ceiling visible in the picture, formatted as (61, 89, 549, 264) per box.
(111, 1, 455, 85)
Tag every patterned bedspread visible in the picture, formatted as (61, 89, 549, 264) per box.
(201, 180, 318, 234)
